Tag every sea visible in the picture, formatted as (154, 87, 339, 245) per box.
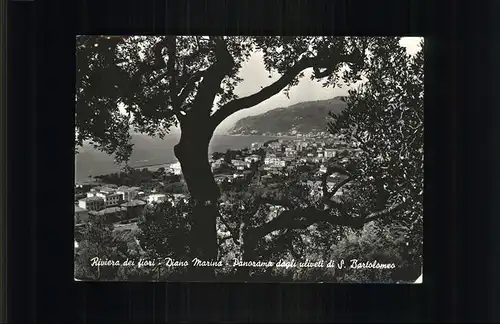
(75, 134, 296, 183)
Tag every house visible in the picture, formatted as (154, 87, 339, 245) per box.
(116, 186, 139, 202)
(95, 190, 123, 207)
(268, 142, 282, 151)
(74, 205, 89, 224)
(231, 159, 246, 170)
(264, 154, 280, 165)
(78, 196, 105, 211)
(211, 158, 226, 171)
(324, 149, 336, 158)
(88, 206, 127, 224)
(215, 174, 233, 184)
(120, 199, 147, 220)
(147, 194, 167, 204)
(233, 173, 244, 179)
(264, 156, 285, 168)
(244, 155, 261, 163)
(296, 141, 309, 151)
(319, 165, 328, 173)
(169, 162, 182, 175)
(171, 194, 188, 204)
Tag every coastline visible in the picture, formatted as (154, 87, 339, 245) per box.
(228, 133, 303, 139)
(75, 134, 313, 183)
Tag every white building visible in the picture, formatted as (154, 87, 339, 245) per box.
(264, 156, 286, 168)
(169, 162, 182, 175)
(147, 194, 167, 204)
(170, 194, 188, 205)
(231, 159, 246, 169)
(116, 186, 139, 202)
(96, 191, 123, 207)
(233, 173, 244, 179)
(269, 143, 282, 151)
(244, 155, 261, 163)
(324, 149, 336, 158)
(78, 196, 105, 211)
(215, 175, 233, 184)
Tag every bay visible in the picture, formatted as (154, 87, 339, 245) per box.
(75, 134, 294, 183)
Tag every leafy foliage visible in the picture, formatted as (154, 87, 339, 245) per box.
(74, 215, 129, 280)
(137, 198, 193, 260)
(328, 38, 424, 264)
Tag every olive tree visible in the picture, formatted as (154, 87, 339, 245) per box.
(76, 36, 399, 279)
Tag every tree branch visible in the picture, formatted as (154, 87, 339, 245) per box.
(209, 57, 315, 129)
(165, 36, 183, 120)
(320, 164, 351, 199)
(286, 232, 302, 261)
(218, 215, 240, 244)
(256, 195, 295, 210)
(188, 37, 235, 119)
(327, 176, 353, 200)
(178, 70, 205, 103)
(248, 199, 409, 243)
(209, 47, 364, 129)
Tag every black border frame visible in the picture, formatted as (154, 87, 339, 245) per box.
(6, 0, 494, 322)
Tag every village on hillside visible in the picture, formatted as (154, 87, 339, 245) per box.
(74, 134, 360, 251)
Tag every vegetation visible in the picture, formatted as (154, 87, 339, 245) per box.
(76, 36, 422, 281)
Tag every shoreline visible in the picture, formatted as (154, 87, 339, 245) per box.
(76, 134, 319, 183)
(228, 133, 301, 139)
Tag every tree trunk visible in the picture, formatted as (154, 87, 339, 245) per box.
(174, 126, 220, 280)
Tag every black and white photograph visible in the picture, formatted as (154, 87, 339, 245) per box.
(74, 36, 423, 283)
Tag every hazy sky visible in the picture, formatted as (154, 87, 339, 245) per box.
(121, 37, 423, 134)
(214, 37, 422, 133)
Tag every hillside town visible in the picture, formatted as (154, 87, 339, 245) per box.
(74, 135, 359, 249)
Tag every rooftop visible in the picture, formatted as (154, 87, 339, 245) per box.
(120, 199, 147, 207)
(148, 193, 166, 198)
(91, 206, 127, 215)
(80, 196, 104, 202)
(99, 187, 117, 192)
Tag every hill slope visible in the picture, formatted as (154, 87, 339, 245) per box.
(228, 97, 347, 135)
